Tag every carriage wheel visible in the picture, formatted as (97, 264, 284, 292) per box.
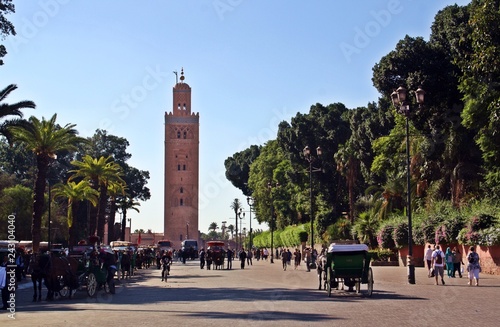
(366, 267, 374, 297)
(87, 273, 98, 297)
(326, 268, 332, 297)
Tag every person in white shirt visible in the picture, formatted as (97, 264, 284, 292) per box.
(432, 245, 446, 285)
(424, 245, 434, 277)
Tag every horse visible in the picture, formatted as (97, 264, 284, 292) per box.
(120, 251, 131, 279)
(44, 255, 79, 300)
(27, 253, 50, 302)
(316, 254, 327, 290)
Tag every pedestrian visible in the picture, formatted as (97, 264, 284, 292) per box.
(206, 249, 213, 270)
(199, 248, 206, 269)
(466, 246, 481, 286)
(424, 244, 433, 277)
(452, 247, 464, 278)
(304, 248, 312, 272)
(432, 245, 446, 285)
(239, 248, 247, 269)
(226, 248, 233, 270)
(263, 248, 269, 261)
(294, 249, 301, 269)
(445, 247, 454, 278)
(281, 249, 288, 270)
(246, 248, 253, 266)
(287, 249, 292, 266)
(1, 254, 10, 310)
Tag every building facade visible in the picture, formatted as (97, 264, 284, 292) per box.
(164, 69, 199, 249)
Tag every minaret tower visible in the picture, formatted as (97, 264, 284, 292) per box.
(164, 68, 199, 249)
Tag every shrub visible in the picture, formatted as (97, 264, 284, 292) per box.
(369, 248, 394, 261)
(393, 221, 408, 248)
(434, 224, 447, 245)
(377, 224, 395, 249)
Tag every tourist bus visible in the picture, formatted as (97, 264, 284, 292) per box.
(110, 241, 132, 251)
(181, 239, 199, 259)
(157, 240, 173, 252)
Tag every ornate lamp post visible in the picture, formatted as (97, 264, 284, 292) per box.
(246, 196, 255, 250)
(237, 208, 245, 250)
(303, 146, 322, 251)
(390, 85, 425, 285)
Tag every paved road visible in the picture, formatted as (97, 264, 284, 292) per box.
(2, 258, 500, 326)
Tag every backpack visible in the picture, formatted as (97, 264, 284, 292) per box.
(468, 253, 475, 264)
(435, 251, 443, 264)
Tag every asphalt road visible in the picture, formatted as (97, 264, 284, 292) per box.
(2, 258, 500, 326)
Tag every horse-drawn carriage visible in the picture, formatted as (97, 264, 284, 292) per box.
(322, 243, 373, 298)
(69, 245, 116, 297)
(207, 241, 225, 270)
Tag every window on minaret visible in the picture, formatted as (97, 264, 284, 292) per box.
(180, 187, 183, 193)
(183, 131, 187, 139)
(183, 164, 186, 170)
(180, 198, 184, 206)
(178, 103, 181, 110)
(177, 131, 181, 138)
(177, 165, 181, 171)
(183, 103, 186, 110)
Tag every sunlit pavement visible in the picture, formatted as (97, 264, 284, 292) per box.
(3, 259, 500, 326)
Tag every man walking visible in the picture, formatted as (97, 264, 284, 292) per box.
(432, 245, 446, 285)
(226, 248, 233, 270)
(239, 248, 247, 269)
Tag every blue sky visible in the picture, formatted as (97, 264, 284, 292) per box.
(2, 0, 470, 235)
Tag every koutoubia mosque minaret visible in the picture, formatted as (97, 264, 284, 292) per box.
(164, 68, 199, 249)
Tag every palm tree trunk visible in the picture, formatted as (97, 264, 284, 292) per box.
(121, 208, 128, 241)
(96, 184, 108, 241)
(32, 155, 50, 253)
(108, 199, 117, 242)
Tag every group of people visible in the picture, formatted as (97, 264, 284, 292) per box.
(425, 244, 481, 286)
(197, 247, 251, 270)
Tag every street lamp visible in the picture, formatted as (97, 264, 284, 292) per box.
(247, 196, 255, 250)
(390, 85, 425, 285)
(303, 146, 322, 251)
(237, 208, 245, 250)
(48, 181, 52, 252)
(186, 222, 189, 240)
(268, 181, 279, 263)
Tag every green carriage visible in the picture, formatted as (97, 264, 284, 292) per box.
(325, 244, 373, 297)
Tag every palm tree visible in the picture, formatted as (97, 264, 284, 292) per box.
(227, 224, 235, 239)
(208, 222, 218, 232)
(9, 113, 87, 253)
(230, 198, 242, 247)
(117, 194, 140, 241)
(106, 181, 126, 242)
(51, 180, 99, 246)
(0, 84, 36, 141)
(69, 155, 126, 241)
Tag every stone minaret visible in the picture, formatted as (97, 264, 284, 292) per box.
(164, 68, 199, 249)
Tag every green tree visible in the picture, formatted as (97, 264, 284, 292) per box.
(9, 114, 86, 253)
(0, 84, 36, 141)
(0, 0, 15, 65)
(224, 145, 261, 196)
(69, 155, 125, 240)
(51, 180, 99, 246)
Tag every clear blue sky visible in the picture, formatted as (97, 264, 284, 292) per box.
(2, 0, 470, 235)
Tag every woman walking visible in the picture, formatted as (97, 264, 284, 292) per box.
(445, 247, 454, 278)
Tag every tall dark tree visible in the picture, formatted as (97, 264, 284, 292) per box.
(9, 114, 87, 253)
(0, 0, 15, 66)
(225, 145, 261, 196)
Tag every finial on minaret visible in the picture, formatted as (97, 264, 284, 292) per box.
(180, 67, 185, 83)
(173, 70, 178, 84)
